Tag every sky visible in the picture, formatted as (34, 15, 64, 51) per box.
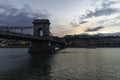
(0, 0, 120, 36)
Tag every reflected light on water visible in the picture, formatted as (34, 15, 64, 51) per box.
(0, 48, 120, 80)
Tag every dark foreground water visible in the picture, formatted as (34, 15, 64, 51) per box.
(0, 48, 120, 80)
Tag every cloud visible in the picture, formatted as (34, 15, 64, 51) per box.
(70, 0, 120, 27)
(101, 0, 117, 8)
(98, 19, 108, 24)
(70, 20, 88, 27)
(79, 21, 88, 24)
(85, 0, 120, 18)
(70, 22, 80, 27)
(0, 0, 10, 4)
(97, 14, 120, 27)
(115, 15, 120, 19)
(85, 8, 119, 18)
(85, 26, 104, 32)
(0, 4, 50, 26)
(84, 0, 119, 18)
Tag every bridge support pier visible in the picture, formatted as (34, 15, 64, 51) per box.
(29, 42, 55, 54)
(29, 19, 55, 54)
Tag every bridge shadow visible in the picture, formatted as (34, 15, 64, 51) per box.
(0, 53, 54, 80)
(24, 54, 53, 80)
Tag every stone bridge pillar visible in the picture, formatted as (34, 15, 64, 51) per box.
(29, 19, 54, 54)
(33, 19, 50, 37)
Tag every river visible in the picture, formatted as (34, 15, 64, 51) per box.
(0, 48, 120, 80)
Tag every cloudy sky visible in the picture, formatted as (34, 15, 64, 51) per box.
(0, 0, 120, 36)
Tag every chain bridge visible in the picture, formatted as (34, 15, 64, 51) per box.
(0, 19, 66, 54)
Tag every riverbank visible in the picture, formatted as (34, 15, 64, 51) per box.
(69, 45, 120, 48)
(0, 46, 30, 48)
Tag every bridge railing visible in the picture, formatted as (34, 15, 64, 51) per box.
(0, 26, 33, 35)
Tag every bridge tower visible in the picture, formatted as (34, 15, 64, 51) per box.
(33, 19, 50, 37)
(29, 19, 54, 54)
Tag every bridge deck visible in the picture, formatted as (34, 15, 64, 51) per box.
(0, 26, 33, 29)
(0, 31, 65, 45)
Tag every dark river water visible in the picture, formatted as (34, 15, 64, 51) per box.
(0, 48, 120, 80)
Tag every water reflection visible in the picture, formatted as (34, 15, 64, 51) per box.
(51, 48, 120, 80)
(26, 54, 53, 80)
(80, 49, 106, 80)
(0, 48, 53, 80)
(1, 48, 120, 80)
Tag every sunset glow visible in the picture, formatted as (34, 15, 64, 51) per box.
(0, 0, 120, 36)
